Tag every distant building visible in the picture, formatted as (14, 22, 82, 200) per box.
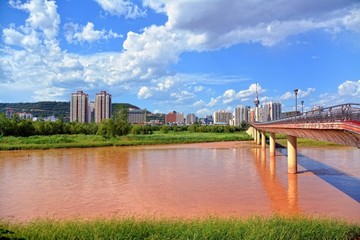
(43, 116, 58, 122)
(17, 112, 33, 120)
(95, 91, 112, 123)
(186, 113, 197, 124)
(248, 108, 255, 123)
(5, 108, 14, 118)
(234, 105, 249, 126)
(165, 111, 184, 124)
(204, 115, 214, 125)
(213, 110, 232, 125)
(70, 91, 90, 123)
(262, 102, 282, 121)
(128, 108, 146, 124)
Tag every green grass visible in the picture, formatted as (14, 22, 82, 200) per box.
(1, 216, 359, 240)
(0, 131, 253, 150)
(274, 134, 345, 147)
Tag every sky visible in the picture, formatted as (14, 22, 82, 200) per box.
(0, 0, 360, 116)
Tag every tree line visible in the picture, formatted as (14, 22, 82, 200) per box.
(0, 106, 249, 138)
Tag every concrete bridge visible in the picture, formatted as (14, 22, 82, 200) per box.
(249, 103, 360, 174)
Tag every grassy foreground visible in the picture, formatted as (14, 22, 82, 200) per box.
(1, 216, 359, 240)
(0, 131, 253, 150)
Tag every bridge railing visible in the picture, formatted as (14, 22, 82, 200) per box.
(255, 103, 360, 125)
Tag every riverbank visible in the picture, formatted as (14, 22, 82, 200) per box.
(1, 215, 359, 240)
(0, 131, 253, 150)
(0, 131, 347, 151)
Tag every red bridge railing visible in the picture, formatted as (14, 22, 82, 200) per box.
(257, 103, 360, 125)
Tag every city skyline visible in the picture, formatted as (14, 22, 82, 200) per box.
(1, 0, 359, 116)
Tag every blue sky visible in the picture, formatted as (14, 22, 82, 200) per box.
(0, 0, 359, 116)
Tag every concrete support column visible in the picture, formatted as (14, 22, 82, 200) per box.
(261, 131, 266, 148)
(287, 135, 297, 174)
(256, 130, 261, 145)
(253, 128, 257, 142)
(269, 132, 276, 156)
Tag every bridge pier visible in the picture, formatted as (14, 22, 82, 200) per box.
(269, 132, 275, 156)
(256, 129, 261, 145)
(287, 135, 297, 174)
(253, 128, 257, 143)
(261, 131, 266, 148)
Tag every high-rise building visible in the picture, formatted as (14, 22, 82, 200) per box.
(95, 91, 112, 123)
(128, 108, 146, 124)
(70, 91, 89, 123)
(234, 105, 249, 126)
(204, 115, 214, 125)
(263, 102, 282, 121)
(213, 110, 232, 125)
(165, 111, 184, 124)
(248, 108, 255, 123)
(186, 114, 197, 124)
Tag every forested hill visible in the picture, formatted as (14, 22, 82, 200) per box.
(0, 102, 140, 118)
(0, 102, 70, 118)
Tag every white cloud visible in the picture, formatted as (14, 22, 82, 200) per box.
(194, 86, 204, 92)
(309, 80, 359, 107)
(280, 91, 293, 100)
(343, 9, 360, 33)
(208, 97, 218, 107)
(196, 108, 213, 117)
(137, 86, 153, 99)
(94, 0, 146, 19)
(299, 88, 316, 98)
(338, 80, 360, 97)
(2, 28, 40, 50)
(32, 87, 67, 101)
(159, 0, 360, 48)
(280, 88, 315, 100)
(64, 22, 123, 44)
(218, 83, 264, 105)
(193, 100, 206, 107)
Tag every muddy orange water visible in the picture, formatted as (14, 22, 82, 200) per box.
(0, 142, 359, 222)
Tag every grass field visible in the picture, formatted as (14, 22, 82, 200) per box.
(1, 216, 359, 240)
(274, 134, 345, 148)
(0, 131, 253, 150)
(0, 131, 348, 151)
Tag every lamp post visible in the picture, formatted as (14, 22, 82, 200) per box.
(294, 89, 298, 120)
(301, 100, 304, 113)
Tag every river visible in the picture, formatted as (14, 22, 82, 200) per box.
(0, 142, 359, 222)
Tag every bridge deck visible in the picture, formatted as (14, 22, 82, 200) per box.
(251, 104, 360, 148)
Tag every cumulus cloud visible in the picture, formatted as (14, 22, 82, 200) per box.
(338, 80, 360, 96)
(32, 87, 67, 101)
(221, 83, 264, 105)
(309, 80, 359, 107)
(159, 0, 360, 47)
(280, 88, 315, 100)
(64, 22, 123, 44)
(138, 86, 153, 99)
(94, 0, 146, 19)
(137, 75, 197, 104)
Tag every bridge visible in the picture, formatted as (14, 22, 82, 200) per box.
(249, 103, 360, 174)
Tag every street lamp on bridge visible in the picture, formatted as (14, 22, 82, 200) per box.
(294, 89, 298, 119)
(301, 100, 304, 113)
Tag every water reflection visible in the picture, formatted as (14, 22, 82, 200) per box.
(251, 148, 300, 214)
(278, 148, 360, 203)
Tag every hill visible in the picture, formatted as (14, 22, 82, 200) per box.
(0, 102, 141, 118)
(0, 101, 70, 118)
